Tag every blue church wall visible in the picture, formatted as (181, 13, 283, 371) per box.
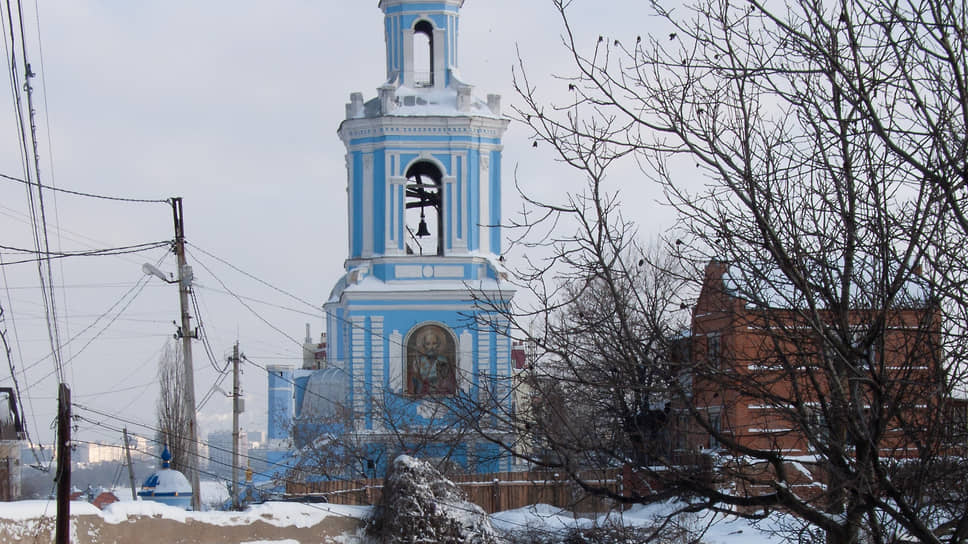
(344, 144, 503, 255)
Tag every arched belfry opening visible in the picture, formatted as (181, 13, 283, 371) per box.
(405, 161, 444, 256)
(413, 20, 434, 87)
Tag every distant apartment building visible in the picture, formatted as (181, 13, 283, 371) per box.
(206, 430, 249, 479)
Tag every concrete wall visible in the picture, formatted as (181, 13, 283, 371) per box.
(0, 511, 365, 544)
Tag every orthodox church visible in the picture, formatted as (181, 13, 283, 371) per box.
(267, 0, 517, 477)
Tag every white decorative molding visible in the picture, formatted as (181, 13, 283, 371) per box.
(395, 264, 423, 279)
(434, 265, 465, 279)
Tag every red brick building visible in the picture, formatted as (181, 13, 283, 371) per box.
(688, 260, 946, 459)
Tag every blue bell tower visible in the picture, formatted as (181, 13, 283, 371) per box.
(321, 0, 515, 474)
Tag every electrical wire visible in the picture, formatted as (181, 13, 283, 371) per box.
(0, 240, 171, 263)
(188, 243, 320, 312)
(0, 172, 170, 204)
(188, 251, 305, 348)
(10, 250, 170, 391)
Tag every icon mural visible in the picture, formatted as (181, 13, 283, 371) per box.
(407, 324, 457, 396)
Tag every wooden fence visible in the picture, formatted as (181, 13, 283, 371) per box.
(287, 469, 621, 514)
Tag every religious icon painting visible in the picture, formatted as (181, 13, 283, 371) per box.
(406, 323, 457, 396)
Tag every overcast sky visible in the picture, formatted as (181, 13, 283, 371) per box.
(0, 1, 679, 454)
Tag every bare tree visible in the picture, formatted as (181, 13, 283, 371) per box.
(473, 0, 968, 542)
(156, 341, 192, 473)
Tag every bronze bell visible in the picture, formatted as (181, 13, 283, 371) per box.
(415, 209, 431, 237)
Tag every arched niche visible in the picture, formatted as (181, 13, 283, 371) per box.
(405, 159, 445, 256)
(412, 20, 434, 87)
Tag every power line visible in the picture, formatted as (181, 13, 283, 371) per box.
(189, 252, 305, 348)
(0, 172, 170, 204)
(8, 250, 171, 390)
(193, 284, 321, 318)
(187, 243, 320, 312)
(0, 240, 171, 260)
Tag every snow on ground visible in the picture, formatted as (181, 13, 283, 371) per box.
(492, 502, 786, 543)
(0, 499, 369, 526)
(99, 500, 370, 527)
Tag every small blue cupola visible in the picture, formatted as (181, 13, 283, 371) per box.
(137, 445, 193, 510)
(379, 0, 464, 89)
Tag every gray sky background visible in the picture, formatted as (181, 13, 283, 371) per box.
(0, 1, 681, 455)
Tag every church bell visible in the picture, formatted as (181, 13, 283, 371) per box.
(415, 208, 431, 237)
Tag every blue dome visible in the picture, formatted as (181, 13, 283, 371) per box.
(138, 445, 193, 509)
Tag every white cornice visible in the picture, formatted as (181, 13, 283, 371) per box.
(338, 115, 509, 144)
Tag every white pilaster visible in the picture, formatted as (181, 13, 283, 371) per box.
(459, 330, 473, 392)
(389, 331, 403, 392)
(433, 28, 447, 89)
(402, 28, 415, 86)
(444, 175, 457, 253)
(388, 176, 406, 255)
(351, 316, 366, 417)
(479, 154, 491, 254)
(362, 155, 374, 258)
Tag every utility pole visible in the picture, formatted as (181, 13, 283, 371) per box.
(171, 197, 201, 511)
(54, 384, 70, 544)
(230, 342, 242, 509)
(122, 428, 137, 501)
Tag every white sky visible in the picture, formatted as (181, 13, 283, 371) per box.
(0, 1, 680, 451)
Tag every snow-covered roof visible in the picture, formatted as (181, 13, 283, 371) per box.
(717, 260, 931, 310)
(364, 85, 502, 119)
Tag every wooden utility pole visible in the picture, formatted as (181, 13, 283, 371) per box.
(54, 383, 70, 544)
(171, 197, 201, 511)
(122, 428, 137, 500)
(230, 342, 242, 509)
